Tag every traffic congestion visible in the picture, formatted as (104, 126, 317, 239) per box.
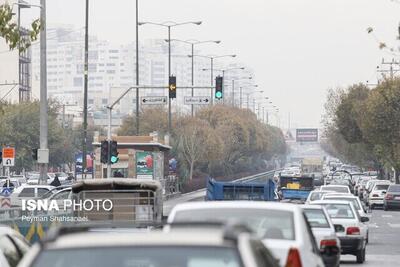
(0, 157, 399, 267)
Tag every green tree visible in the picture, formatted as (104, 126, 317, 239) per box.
(360, 78, 400, 183)
(0, 3, 40, 51)
(0, 101, 67, 171)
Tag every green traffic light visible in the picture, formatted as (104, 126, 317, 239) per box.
(110, 155, 119, 163)
(215, 91, 223, 98)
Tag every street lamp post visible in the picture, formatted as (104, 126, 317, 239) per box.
(82, 0, 89, 179)
(167, 39, 220, 116)
(135, 0, 139, 135)
(139, 21, 202, 135)
(190, 54, 236, 105)
(230, 77, 252, 107)
(39, 0, 48, 183)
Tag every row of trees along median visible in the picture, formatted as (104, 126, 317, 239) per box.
(118, 105, 287, 183)
(322, 77, 400, 183)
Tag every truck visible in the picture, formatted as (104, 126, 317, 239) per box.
(206, 177, 276, 201)
(278, 175, 314, 203)
(301, 157, 323, 174)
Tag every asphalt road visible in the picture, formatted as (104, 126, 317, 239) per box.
(341, 208, 400, 266)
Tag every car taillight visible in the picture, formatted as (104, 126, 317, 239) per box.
(372, 194, 379, 197)
(285, 248, 302, 267)
(346, 227, 360, 235)
(385, 194, 393, 200)
(320, 239, 337, 249)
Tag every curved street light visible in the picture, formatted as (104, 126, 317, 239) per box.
(139, 20, 202, 134)
(165, 39, 220, 116)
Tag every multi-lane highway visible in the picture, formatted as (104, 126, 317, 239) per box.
(342, 209, 400, 266)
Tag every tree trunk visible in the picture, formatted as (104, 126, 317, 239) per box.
(395, 168, 400, 184)
(189, 161, 194, 180)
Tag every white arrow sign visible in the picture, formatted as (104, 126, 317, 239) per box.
(184, 96, 211, 105)
(141, 96, 167, 105)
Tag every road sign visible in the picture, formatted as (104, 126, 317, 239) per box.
(0, 187, 13, 197)
(141, 96, 167, 105)
(296, 128, 319, 142)
(1, 198, 11, 209)
(184, 96, 211, 105)
(2, 147, 15, 166)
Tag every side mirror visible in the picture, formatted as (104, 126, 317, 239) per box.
(361, 216, 369, 223)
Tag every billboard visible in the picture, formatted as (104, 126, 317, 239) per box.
(75, 153, 94, 174)
(136, 151, 154, 179)
(296, 128, 318, 142)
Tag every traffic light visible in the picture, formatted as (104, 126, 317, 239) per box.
(31, 148, 38, 161)
(109, 141, 119, 164)
(169, 76, 177, 99)
(100, 140, 109, 164)
(215, 76, 223, 99)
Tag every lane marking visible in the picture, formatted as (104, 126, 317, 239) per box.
(387, 223, 400, 228)
(369, 223, 379, 228)
(382, 214, 393, 218)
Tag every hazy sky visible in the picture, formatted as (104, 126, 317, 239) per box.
(22, 0, 400, 127)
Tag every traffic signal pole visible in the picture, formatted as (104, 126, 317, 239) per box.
(107, 105, 112, 178)
(168, 26, 172, 135)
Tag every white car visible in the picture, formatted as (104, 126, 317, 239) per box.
(362, 179, 381, 203)
(0, 225, 30, 267)
(306, 190, 335, 204)
(322, 193, 368, 217)
(302, 205, 341, 267)
(18, 224, 280, 267)
(368, 181, 391, 209)
(320, 185, 351, 194)
(168, 201, 325, 267)
(312, 200, 369, 263)
(10, 184, 54, 207)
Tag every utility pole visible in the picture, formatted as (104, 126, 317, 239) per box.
(379, 58, 400, 79)
(191, 43, 194, 116)
(231, 80, 235, 107)
(135, 0, 140, 135)
(239, 87, 242, 109)
(210, 58, 214, 105)
(82, 0, 89, 179)
(39, 0, 48, 184)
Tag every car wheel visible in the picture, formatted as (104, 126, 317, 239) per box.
(356, 248, 366, 263)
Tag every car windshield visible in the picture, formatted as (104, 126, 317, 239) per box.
(303, 209, 330, 228)
(375, 184, 390, 191)
(324, 197, 360, 210)
(173, 209, 295, 240)
(31, 247, 242, 267)
(322, 204, 355, 219)
(321, 186, 349, 193)
(310, 192, 325, 201)
(388, 185, 400, 192)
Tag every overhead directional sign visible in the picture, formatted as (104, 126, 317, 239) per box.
(2, 147, 15, 167)
(296, 128, 318, 142)
(141, 96, 167, 105)
(184, 96, 211, 105)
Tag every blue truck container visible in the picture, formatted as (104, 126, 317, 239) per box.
(206, 177, 276, 201)
(278, 175, 314, 201)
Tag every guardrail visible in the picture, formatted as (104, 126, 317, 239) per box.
(232, 169, 278, 183)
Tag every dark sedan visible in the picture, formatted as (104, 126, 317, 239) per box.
(384, 184, 400, 211)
